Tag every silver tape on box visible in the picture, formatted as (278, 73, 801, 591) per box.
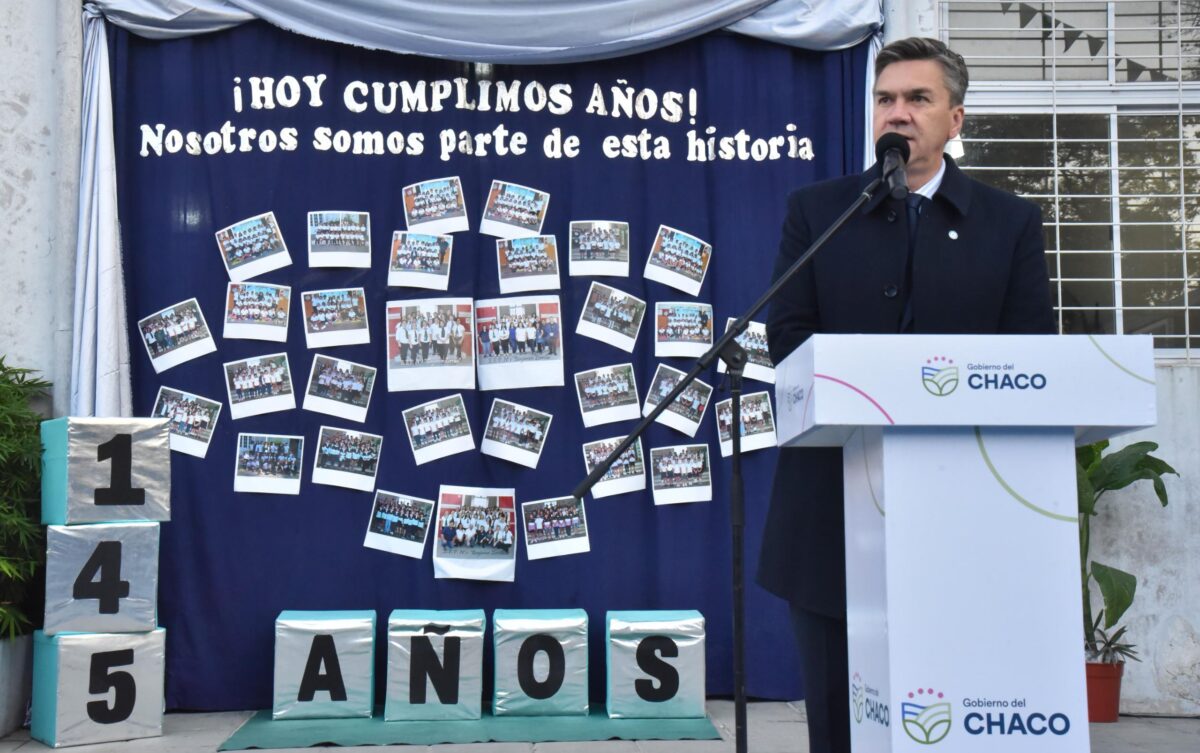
(385, 610, 485, 721)
(493, 609, 589, 716)
(67, 418, 171, 524)
(272, 611, 375, 720)
(44, 523, 159, 635)
(606, 611, 706, 718)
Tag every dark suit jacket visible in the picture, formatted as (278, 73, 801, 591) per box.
(756, 155, 1055, 616)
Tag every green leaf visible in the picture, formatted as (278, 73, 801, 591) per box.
(1092, 561, 1137, 628)
(1077, 461, 1097, 516)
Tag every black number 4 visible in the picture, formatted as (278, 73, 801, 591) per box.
(72, 541, 130, 614)
(94, 434, 146, 506)
(87, 649, 137, 724)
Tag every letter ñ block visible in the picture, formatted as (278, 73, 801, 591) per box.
(44, 522, 159, 635)
(31, 628, 166, 748)
(41, 417, 171, 525)
(385, 609, 485, 721)
(606, 610, 706, 719)
(273, 610, 375, 720)
(492, 609, 588, 716)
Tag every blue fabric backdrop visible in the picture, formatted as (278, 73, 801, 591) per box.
(109, 20, 867, 710)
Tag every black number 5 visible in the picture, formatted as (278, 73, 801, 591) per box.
(86, 649, 137, 724)
(94, 434, 145, 506)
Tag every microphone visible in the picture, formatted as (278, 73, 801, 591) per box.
(876, 133, 910, 200)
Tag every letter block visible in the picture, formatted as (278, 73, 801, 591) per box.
(385, 609, 485, 721)
(606, 610, 706, 719)
(31, 628, 166, 748)
(492, 609, 588, 716)
(273, 610, 375, 720)
(44, 523, 159, 635)
(41, 417, 171, 525)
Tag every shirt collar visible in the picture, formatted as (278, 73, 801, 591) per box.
(910, 158, 946, 200)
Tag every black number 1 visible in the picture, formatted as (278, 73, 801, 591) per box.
(94, 434, 145, 506)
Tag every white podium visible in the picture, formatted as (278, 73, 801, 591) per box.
(775, 335, 1156, 752)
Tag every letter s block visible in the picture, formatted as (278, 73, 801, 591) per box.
(41, 417, 171, 525)
(31, 628, 166, 748)
(272, 610, 375, 720)
(385, 609, 485, 721)
(606, 610, 705, 718)
(492, 609, 588, 716)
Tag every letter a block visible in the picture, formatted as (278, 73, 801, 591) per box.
(606, 610, 706, 718)
(385, 609, 485, 721)
(41, 417, 171, 525)
(492, 609, 588, 716)
(31, 628, 166, 748)
(273, 610, 375, 720)
(44, 522, 159, 635)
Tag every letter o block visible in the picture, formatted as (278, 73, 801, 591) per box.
(385, 609, 485, 721)
(31, 628, 166, 748)
(41, 417, 171, 525)
(606, 610, 706, 719)
(272, 611, 375, 720)
(44, 523, 159, 635)
(492, 609, 588, 716)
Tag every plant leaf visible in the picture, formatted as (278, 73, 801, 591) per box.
(1092, 561, 1137, 628)
(1077, 461, 1097, 516)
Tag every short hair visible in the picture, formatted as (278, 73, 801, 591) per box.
(875, 37, 969, 107)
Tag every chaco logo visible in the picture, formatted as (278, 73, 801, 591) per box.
(902, 687, 952, 745)
(921, 356, 958, 396)
(851, 673, 865, 723)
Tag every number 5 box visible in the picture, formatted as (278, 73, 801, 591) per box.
(41, 418, 171, 525)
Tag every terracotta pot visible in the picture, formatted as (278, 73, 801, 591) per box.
(1085, 661, 1124, 723)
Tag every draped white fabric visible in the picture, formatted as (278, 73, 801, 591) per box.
(72, 7, 133, 417)
(72, 0, 883, 416)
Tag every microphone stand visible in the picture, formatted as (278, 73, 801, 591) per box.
(571, 170, 892, 753)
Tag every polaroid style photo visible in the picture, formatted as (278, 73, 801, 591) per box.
(222, 353, 295, 419)
(215, 211, 291, 282)
(303, 355, 377, 423)
(575, 281, 646, 353)
(480, 398, 553, 469)
(233, 433, 303, 495)
(655, 302, 714, 358)
(385, 297, 474, 391)
(151, 386, 222, 458)
(402, 394, 474, 465)
(312, 425, 384, 492)
(497, 235, 560, 294)
(363, 490, 435, 559)
(403, 176, 469, 235)
(479, 180, 549, 238)
(522, 496, 590, 561)
(433, 485, 518, 582)
(388, 231, 453, 290)
(307, 211, 371, 268)
(301, 287, 370, 348)
(651, 444, 713, 505)
(569, 221, 630, 277)
(643, 364, 713, 438)
(717, 318, 776, 384)
(474, 295, 564, 390)
(137, 297, 217, 373)
(223, 282, 290, 342)
(716, 391, 778, 457)
(644, 225, 712, 296)
(581, 436, 646, 499)
(574, 363, 640, 428)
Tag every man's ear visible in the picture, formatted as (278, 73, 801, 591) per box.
(949, 105, 965, 139)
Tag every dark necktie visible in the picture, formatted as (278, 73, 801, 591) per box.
(900, 193, 928, 332)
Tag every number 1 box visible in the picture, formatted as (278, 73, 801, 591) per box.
(41, 418, 171, 525)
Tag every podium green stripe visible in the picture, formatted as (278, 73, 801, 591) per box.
(974, 427, 1077, 523)
(1088, 334, 1155, 385)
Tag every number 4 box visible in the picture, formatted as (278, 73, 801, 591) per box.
(32, 628, 166, 747)
(44, 523, 159, 635)
(41, 418, 171, 525)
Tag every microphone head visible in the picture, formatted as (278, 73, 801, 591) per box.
(875, 132, 911, 163)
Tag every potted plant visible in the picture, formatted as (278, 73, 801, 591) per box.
(0, 357, 49, 735)
(1076, 439, 1176, 723)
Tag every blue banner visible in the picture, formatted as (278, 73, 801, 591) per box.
(110, 20, 867, 709)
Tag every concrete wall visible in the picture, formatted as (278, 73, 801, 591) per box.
(0, 0, 81, 416)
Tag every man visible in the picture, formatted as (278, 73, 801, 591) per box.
(759, 37, 1054, 753)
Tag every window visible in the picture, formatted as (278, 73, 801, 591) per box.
(942, 1, 1200, 355)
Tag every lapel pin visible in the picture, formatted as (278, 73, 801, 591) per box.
(948, 230, 959, 240)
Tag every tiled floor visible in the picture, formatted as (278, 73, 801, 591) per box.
(2, 701, 1196, 752)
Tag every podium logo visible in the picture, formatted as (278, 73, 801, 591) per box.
(921, 357, 958, 396)
(902, 687, 952, 745)
(851, 673, 865, 723)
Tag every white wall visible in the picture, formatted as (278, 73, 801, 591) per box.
(0, 0, 81, 416)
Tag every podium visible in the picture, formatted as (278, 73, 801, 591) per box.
(775, 335, 1156, 752)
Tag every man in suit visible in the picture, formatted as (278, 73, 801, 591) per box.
(759, 37, 1055, 753)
